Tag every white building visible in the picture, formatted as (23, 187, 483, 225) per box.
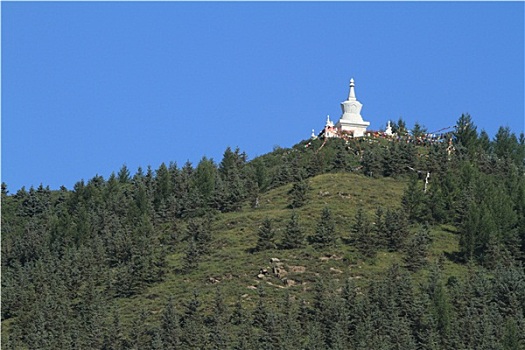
(335, 78, 370, 137)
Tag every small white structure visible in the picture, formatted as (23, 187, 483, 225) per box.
(385, 120, 393, 136)
(323, 115, 339, 138)
(336, 78, 370, 137)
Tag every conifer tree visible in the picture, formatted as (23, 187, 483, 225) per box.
(255, 218, 276, 251)
(209, 287, 229, 350)
(183, 238, 199, 272)
(281, 211, 305, 249)
(310, 207, 337, 246)
(385, 208, 410, 251)
(361, 147, 383, 178)
(117, 164, 131, 184)
(288, 178, 310, 209)
(404, 225, 431, 271)
(194, 156, 217, 205)
(161, 297, 182, 350)
(352, 208, 377, 258)
(186, 217, 212, 256)
(453, 113, 478, 157)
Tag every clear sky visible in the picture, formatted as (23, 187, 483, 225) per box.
(2, 2, 524, 192)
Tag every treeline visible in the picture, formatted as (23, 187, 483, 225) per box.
(2, 114, 525, 349)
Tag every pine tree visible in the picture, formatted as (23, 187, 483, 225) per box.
(401, 175, 426, 223)
(361, 147, 383, 178)
(183, 238, 199, 272)
(288, 178, 310, 209)
(310, 207, 337, 246)
(385, 208, 410, 251)
(255, 218, 276, 251)
(281, 211, 305, 249)
(187, 217, 212, 256)
(161, 297, 182, 350)
(194, 156, 217, 205)
(209, 287, 229, 350)
(404, 225, 431, 271)
(352, 208, 377, 258)
(453, 113, 478, 157)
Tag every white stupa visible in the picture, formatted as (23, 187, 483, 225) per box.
(385, 120, 393, 136)
(336, 78, 370, 137)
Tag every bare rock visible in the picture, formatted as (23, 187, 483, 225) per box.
(270, 258, 280, 263)
(288, 265, 306, 273)
(272, 266, 287, 279)
(330, 267, 343, 274)
(284, 278, 296, 286)
(257, 274, 265, 279)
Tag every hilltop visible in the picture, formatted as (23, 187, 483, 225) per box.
(2, 114, 525, 349)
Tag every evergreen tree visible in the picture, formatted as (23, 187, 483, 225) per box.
(352, 208, 377, 258)
(194, 156, 217, 205)
(385, 208, 410, 251)
(411, 121, 428, 139)
(183, 238, 199, 272)
(404, 225, 431, 271)
(310, 207, 337, 246)
(401, 175, 427, 223)
(255, 218, 276, 251)
(187, 217, 212, 256)
(209, 287, 229, 350)
(332, 143, 350, 172)
(161, 297, 182, 350)
(218, 146, 247, 212)
(281, 211, 305, 249)
(288, 178, 310, 209)
(453, 113, 478, 157)
(361, 147, 383, 178)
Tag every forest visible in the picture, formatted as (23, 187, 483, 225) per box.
(2, 114, 525, 349)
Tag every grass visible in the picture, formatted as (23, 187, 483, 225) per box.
(111, 171, 466, 327)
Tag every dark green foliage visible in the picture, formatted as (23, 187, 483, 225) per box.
(411, 121, 427, 138)
(187, 217, 212, 255)
(183, 238, 200, 272)
(391, 117, 408, 136)
(352, 208, 377, 258)
(218, 146, 248, 212)
(2, 115, 525, 349)
(401, 175, 427, 223)
(288, 178, 310, 208)
(255, 218, 276, 251)
(404, 225, 431, 271)
(194, 156, 217, 204)
(361, 146, 384, 178)
(384, 208, 410, 251)
(382, 142, 417, 177)
(281, 211, 305, 249)
(453, 113, 478, 158)
(161, 298, 181, 349)
(310, 207, 337, 246)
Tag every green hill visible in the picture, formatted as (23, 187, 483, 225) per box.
(115, 172, 463, 318)
(2, 115, 525, 349)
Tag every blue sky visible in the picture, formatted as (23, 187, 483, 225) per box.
(2, 2, 524, 192)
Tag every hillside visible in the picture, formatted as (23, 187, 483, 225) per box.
(115, 172, 462, 315)
(2, 114, 525, 349)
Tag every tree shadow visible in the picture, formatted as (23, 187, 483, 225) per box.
(444, 251, 464, 264)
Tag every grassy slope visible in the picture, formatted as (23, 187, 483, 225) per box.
(117, 172, 465, 324)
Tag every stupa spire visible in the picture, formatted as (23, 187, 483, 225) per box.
(348, 78, 356, 100)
